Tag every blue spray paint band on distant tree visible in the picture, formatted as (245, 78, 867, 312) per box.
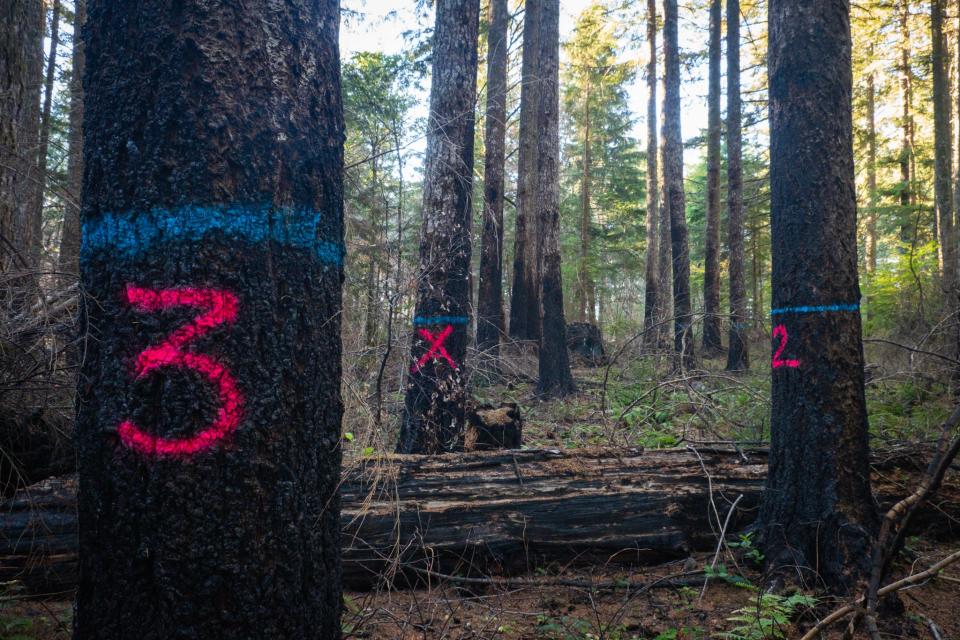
(81, 203, 345, 265)
(769, 303, 860, 315)
(413, 315, 470, 326)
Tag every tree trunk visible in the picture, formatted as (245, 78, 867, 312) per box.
(725, 0, 748, 371)
(509, 0, 542, 343)
(398, 0, 480, 454)
(899, 1, 913, 248)
(32, 0, 61, 267)
(535, 0, 574, 397)
(865, 70, 877, 278)
(657, 164, 673, 350)
(57, 0, 84, 278)
(642, 0, 660, 347)
(0, 0, 43, 276)
(6, 446, 957, 594)
(577, 83, 592, 325)
(477, 0, 509, 359)
(761, 0, 877, 593)
(702, 0, 723, 355)
(662, 0, 694, 366)
(933, 0, 956, 295)
(75, 1, 345, 637)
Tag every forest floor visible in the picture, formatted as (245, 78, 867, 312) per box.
(1, 346, 957, 639)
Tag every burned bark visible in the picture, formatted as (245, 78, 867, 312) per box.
(76, 1, 345, 637)
(761, 0, 877, 592)
(642, 0, 660, 347)
(398, 0, 481, 454)
(477, 0, 509, 359)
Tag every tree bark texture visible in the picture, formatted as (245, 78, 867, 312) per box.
(32, 0, 61, 266)
(535, 0, 574, 397)
(702, 0, 723, 355)
(76, 1, 345, 637)
(5, 446, 957, 594)
(398, 0, 480, 454)
(725, 0, 748, 372)
(932, 0, 956, 297)
(509, 0, 542, 343)
(657, 163, 673, 350)
(0, 0, 43, 275)
(577, 83, 592, 325)
(57, 0, 85, 278)
(642, 0, 660, 347)
(762, 0, 877, 593)
(477, 0, 509, 358)
(899, 0, 913, 247)
(662, 0, 693, 366)
(865, 69, 877, 278)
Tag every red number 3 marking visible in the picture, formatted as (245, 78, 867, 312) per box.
(771, 324, 801, 369)
(118, 284, 243, 456)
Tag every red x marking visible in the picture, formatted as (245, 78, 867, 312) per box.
(411, 324, 457, 373)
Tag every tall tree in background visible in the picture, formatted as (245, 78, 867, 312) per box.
(642, 0, 660, 346)
(32, 0, 61, 268)
(75, 0, 346, 635)
(1, 0, 42, 275)
(702, 0, 723, 354)
(398, 0, 480, 453)
(510, 0, 542, 342)
(577, 79, 594, 324)
(725, 0, 748, 371)
(931, 0, 956, 340)
(898, 0, 913, 247)
(760, 0, 876, 590)
(58, 0, 85, 277)
(864, 66, 877, 278)
(478, 0, 509, 359)
(537, 0, 575, 396)
(662, 0, 693, 365)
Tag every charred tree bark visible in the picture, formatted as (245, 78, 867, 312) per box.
(398, 0, 480, 454)
(932, 0, 955, 293)
(535, 0, 574, 397)
(32, 0, 61, 262)
(75, 1, 345, 637)
(725, 0, 748, 372)
(0, 0, 43, 275)
(642, 0, 660, 347)
(761, 0, 877, 593)
(864, 69, 877, 279)
(477, 0, 509, 359)
(57, 0, 84, 278)
(702, 0, 723, 355)
(662, 0, 693, 366)
(657, 162, 673, 350)
(509, 0, 542, 343)
(5, 446, 957, 594)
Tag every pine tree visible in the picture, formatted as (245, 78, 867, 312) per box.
(642, 0, 660, 346)
(702, 0, 723, 354)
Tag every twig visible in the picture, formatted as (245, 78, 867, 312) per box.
(700, 493, 744, 601)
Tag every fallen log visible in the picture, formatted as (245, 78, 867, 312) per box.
(1, 447, 956, 594)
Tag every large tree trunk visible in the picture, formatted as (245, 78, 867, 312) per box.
(657, 162, 673, 350)
(477, 0, 509, 360)
(75, 1, 345, 637)
(5, 446, 957, 594)
(762, 0, 877, 593)
(702, 0, 723, 355)
(662, 0, 694, 366)
(0, 0, 43, 276)
(864, 69, 877, 279)
(932, 0, 956, 296)
(725, 0, 748, 372)
(32, 0, 60, 266)
(535, 0, 574, 397)
(509, 0, 542, 343)
(642, 0, 660, 348)
(57, 0, 84, 279)
(577, 84, 592, 325)
(398, 0, 480, 454)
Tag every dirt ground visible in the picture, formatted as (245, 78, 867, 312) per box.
(4, 542, 957, 639)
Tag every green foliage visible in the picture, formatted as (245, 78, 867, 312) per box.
(728, 532, 764, 565)
(718, 593, 817, 640)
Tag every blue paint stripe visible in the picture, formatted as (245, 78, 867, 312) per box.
(770, 303, 859, 315)
(81, 204, 344, 265)
(413, 315, 470, 326)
